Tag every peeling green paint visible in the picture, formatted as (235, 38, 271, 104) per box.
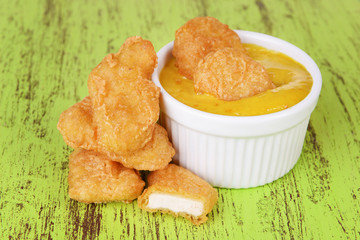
(1, 0, 359, 239)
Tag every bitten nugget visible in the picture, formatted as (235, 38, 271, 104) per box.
(138, 164, 218, 225)
(194, 47, 275, 100)
(68, 148, 145, 203)
(173, 16, 247, 80)
(88, 37, 160, 155)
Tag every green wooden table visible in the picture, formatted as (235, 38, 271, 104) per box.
(1, 0, 359, 239)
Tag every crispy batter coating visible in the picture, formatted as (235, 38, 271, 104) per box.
(111, 124, 175, 171)
(114, 36, 158, 80)
(57, 96, 100, 151)
(57, 98, 174, 171)
(173, 16, 247, 80)
(194, 47, 275, 100)
(88, 36, 160, 155)
(68, 148, 145, 203)
(138, 164, 218, 225)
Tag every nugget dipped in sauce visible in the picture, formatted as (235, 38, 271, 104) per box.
(173, 17, 275, 101)
(138, 164, 218, 225)
(68, 149, 145, 203)
(173, 16, 247, 80)
(88, 36, 159, 155)
(194, 47, 275, 100)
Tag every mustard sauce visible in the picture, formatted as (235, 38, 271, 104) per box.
(159, 44, 313, 116)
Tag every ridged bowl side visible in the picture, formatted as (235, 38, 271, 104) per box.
(160, 114, 310, 188)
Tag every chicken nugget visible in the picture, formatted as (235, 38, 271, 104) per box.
(68, 148, 145, 203)
(88, 37, 160, 154)
(173, 16, 247, 80)
(111, 124, 175, 171)
(57, 98, 174, 171)
(115, 36, 158, 80)
(138, 164, 218, 225)
(57, 96, 100, 151)
(194, 47, 275, 100)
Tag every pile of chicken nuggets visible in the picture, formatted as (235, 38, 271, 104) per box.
(58, 36, 217, 225)
(58, 16, 275, 225)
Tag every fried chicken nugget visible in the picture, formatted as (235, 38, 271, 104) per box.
(173, 16, 247, 80)
(194, 47, 275, 100)
(111, 124, 175, 171)
(138, 164, 218, 225)
(57, 96, 100, 152)
(114, 36, 158, 80)
(68, 148, 145, 203)
(88, 37, 160, 154)
(57, 97, 174, 171)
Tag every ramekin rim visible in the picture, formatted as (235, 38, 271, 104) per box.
(152, 30, 322, 124)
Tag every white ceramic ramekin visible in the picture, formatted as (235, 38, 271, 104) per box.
(152, 30, 322, 188)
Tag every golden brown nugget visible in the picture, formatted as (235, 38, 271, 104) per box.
(194, 47, 275, 100)
(57, 98, 174, 170)
(114, 36, 158, 80)
(111, 124, 175, 171)
(68, 149, 145, 203)
(173, 16, 247, 80)
(57, 96, 100, 152)
(138, 164, 218, 225)
(88, 37, 160, 155)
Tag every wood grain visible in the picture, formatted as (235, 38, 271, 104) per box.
(1, 0, 359, 239)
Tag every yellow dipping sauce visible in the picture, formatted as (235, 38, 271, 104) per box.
(160, 44, 313, 116)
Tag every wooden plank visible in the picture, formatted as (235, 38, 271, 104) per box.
(1, 0, 359, 239)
